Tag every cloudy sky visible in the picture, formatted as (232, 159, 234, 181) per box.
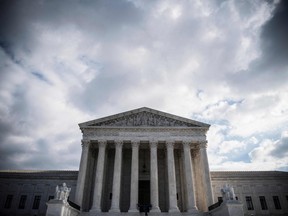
(0, 0, 287, 171)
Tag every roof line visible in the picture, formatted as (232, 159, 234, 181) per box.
(79, 107, 210, 127)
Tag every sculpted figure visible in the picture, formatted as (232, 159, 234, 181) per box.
(54, 183, 71, 202)
(221, 184, 236, 202)
(229, 186, 236, 200)
(55, 185, 60, 199)
(136, 114, 141, 125)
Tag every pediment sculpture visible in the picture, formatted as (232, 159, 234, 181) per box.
(91, 111, 199, 127)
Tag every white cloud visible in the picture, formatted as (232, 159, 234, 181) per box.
(218, 140, 246, 155)
(250, 132, 288, 166)
(208, 131, 288, 171)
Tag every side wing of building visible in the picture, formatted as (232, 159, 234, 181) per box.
(0, 170, 288, 216)
(211, 171, 288, 216)
(0, 170, 78, 216)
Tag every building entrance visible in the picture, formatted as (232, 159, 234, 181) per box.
(138, 180, 150, 212)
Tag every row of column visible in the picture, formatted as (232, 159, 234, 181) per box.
(76, 139, 211, 213)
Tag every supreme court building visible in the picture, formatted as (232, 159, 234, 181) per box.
(75, 107, 214, 213)
(1, 107, 288, 216)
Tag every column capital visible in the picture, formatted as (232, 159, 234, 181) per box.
(166, 140, 175, 149)
(199, 141, 208, 149)
(81, 139, 90, 148)
(131, 140, 140, 148)
(114, 140, 123, 148)
(98, 140, 107, 148)
(149, 140, 158, 148)
(183, 141, 192, 149)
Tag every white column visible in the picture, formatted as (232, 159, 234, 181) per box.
(199, 142, 213, 209)
(183, 141, 198, 213)
(128, 140, 140, 212)
(90, 140, 107, 212)
(109, 140, 123, 212)
(75, 140, 90, 207)
(166, 141, 180, 213)
(150, 140, 161, 212)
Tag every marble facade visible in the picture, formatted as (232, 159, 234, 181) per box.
(75, 107, 214, 213)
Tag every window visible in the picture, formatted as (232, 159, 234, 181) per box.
(48, 195, 54, 201)
(32, 195, 41, 209)
(259, 196, 268, 210)
(4, 195, 13, 209)
(273, 196, 281, 210)
(246, 196, 254, 210)
(217, 197, 223, 203)
(18, 195, 27, 209)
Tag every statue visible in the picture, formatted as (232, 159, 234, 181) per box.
(221, 183, 236, 202)
(54, 183, 71, 202)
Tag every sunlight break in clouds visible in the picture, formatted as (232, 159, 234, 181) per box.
(0, 0, 287, 171)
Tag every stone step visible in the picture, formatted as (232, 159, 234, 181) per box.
(79, 212, 205, 216)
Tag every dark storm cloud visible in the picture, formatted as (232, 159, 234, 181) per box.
(0, 122, 30, 170)
(261, 0, 288, 69)
(0, 42, 19, 64)
(228, 0, 288, 92)
(70, 66, 141, 114)
(0, 138, 80, 170)
(0, 0, 145, 110)
(19, 139, 81, 170)
(0, 0, 144, 169)
(0, 0, 143, 44)
(0, 122, 15, 169)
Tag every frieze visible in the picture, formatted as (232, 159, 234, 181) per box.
(81, 126, 208, 145)
(86, 136, 206, 143)
(82, 127, 207, 137)
(83, 134, 207, 142)
(119, 131, 170, 137)
(90, 111, 200, 127)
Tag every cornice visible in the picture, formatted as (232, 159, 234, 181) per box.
(0, 170, 78, 180)
(80, 126, 208, 132)
(210, 171, 288, 180)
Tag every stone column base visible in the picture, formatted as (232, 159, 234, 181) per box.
(169, 207, 180, 213)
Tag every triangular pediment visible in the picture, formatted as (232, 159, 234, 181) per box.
(79, 107, 210, 128)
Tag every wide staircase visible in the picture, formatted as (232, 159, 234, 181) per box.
(79, 212, 205, 216)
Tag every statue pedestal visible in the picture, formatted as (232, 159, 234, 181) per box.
(209, 200, 244, 216)
(46, 200, 67, 216)
(46, 199, 80, 216)
(46, 182, 80, 216)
